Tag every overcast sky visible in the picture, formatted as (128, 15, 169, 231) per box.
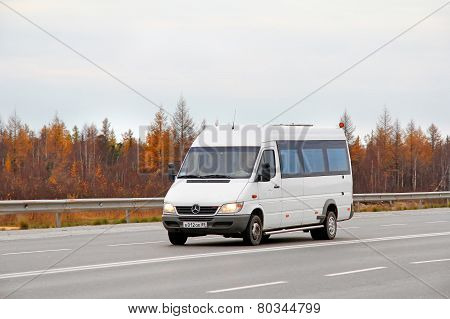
(0, 0, 449, 140)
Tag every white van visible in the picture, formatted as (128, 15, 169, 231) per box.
(163, 125, 353, 245)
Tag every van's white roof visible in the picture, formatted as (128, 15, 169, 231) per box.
(192, 125, 347, 147)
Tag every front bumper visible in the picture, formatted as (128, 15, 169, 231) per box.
(162, 214, 251, 236)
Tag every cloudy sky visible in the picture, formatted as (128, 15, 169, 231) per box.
(0, 0, 449, 139)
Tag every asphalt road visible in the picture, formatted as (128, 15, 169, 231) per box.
(0, 208, 449, 299)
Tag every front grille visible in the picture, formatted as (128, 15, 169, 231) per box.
(178, 216, 214, 221)
(176, 206, 218, 215)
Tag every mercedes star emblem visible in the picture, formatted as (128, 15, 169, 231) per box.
(191, 204, 200, 214)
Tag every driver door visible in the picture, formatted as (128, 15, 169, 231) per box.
(256, 145, 282, 230)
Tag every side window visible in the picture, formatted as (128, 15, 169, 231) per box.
(302, 148, 326, 174)
(277, 141, 303, 178)
(280, 149, 301, 176)
(277, 140, 349, 177)
(326, 141, 350, 174)
(257, 150, 276, 178)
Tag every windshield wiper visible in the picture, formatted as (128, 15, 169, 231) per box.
(200, 174, 233, 179)
(177, 174, 202, 179)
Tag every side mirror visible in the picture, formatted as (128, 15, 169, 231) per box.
(168, 163, 176, 182)
(259, 163, 271, 182)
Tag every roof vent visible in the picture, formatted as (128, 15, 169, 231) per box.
(273, 124, 314, 127)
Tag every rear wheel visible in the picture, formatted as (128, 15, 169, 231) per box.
(168, 232, 188, 245)
(311, 212, 337, 240)
(243, 215, 263, 245)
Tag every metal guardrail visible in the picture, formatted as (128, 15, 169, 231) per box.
(0, 198, 164, 227)
(353, 192, 450, 202)
(0, 192, 449, 227)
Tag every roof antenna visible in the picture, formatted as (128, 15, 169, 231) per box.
(232, 108, 237, 130)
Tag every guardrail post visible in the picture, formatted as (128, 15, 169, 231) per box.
(55, 212, 62, 228)
(125, 209, 130, 223)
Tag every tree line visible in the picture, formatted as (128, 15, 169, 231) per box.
(341, 108, 449, 193)
(0, 96, 197, 200)
(0, 100, 449, 200)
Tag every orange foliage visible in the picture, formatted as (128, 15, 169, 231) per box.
(0, 106, 448, 201)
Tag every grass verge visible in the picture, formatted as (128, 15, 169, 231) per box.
(355, 200, 450, 212)
(0, 209, 162, 230)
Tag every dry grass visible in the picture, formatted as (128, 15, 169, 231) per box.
(0, 226, 20, 231)
(355, 200, 450, 212)
(0, 208, 162, 230)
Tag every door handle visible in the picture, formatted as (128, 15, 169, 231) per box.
(274, 185, 280, 189)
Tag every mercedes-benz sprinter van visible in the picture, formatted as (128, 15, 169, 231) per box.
(163, 125, 353, 245)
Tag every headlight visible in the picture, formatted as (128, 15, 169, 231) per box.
(218, 202, 244, 214)
(163, 203, 176, 214)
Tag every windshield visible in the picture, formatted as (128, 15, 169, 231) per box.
(178, 147, 260, 179)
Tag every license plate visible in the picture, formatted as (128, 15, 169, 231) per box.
(182, 221, 207, 228)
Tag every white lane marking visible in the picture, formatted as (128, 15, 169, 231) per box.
(1, 231, 449, 280)
(325, 266, 387, 277)
(338, 227, 360, 230)
(380, 223, 407, 227)
(208, 281, 287, 294)
(1, 248, 72, 256)
(108, 241, 165, 247)
(108, 236, 229, 247)
(411, 258, 450, 265)
(425, 221, 448, 224)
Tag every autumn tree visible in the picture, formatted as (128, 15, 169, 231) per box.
(427, 124, 445, 190)
(392, 120, 404, 191)
(374, 108, 394, 192)
(171, 95, 196, 166)
(339, 110, 356, 145)
(43, 116, 72, 196)
(144, 108, 172, 174)
(404, 121, 432, 191)
(349, 136, 366, 192)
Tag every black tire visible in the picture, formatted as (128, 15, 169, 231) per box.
(261, 234, 271, 243)
(168, 232, 188, 245)
(243, 215, 263, 246)
(311, 212, 337, 240)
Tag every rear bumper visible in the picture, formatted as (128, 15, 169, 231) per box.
(349, 204, 355, 219)
(162, 214, 251, 236)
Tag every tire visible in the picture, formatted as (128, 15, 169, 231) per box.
(311, 212, 337, 240)
(168, 232, 188, 245)
(243, 215, 263, 246)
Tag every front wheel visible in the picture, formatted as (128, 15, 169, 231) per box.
(311, 212, 337, 240)
(168, 232, 188, 245)
(243, 215, 263, 246)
